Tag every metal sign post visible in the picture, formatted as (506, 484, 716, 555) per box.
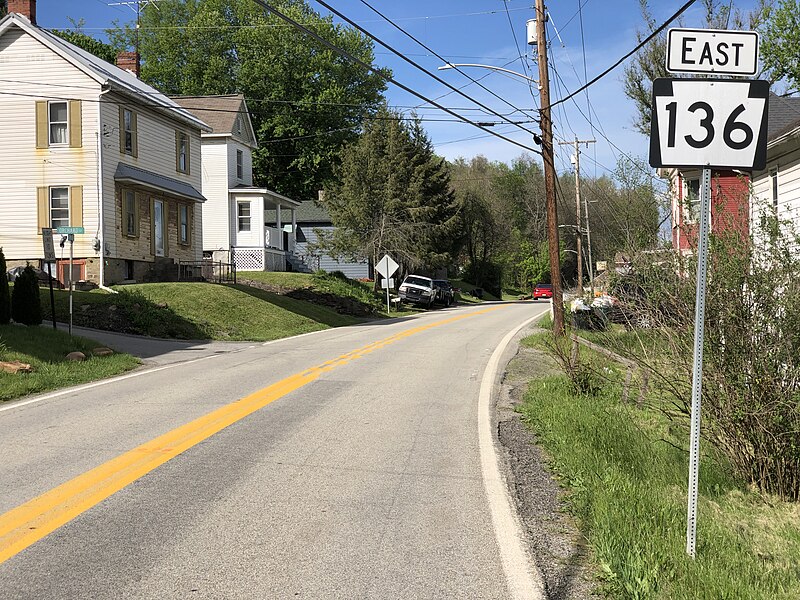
(375, 254, 399, 313)
(41, 228, 57, 330)
(57, 226, 83, 337)
(686, 167, 712, 558)
(650, 27, 767, 559)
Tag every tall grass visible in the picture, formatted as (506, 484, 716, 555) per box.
(519, 334, 800, 599)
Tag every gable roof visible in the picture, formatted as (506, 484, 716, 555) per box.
(767, 93, 800, 142)
(0, 13, 209, 131)
(171, 95, 257, 147)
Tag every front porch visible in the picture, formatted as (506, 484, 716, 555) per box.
(229, 186, 299, 272)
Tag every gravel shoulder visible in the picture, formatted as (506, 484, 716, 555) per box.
(496, 330, 597, 599)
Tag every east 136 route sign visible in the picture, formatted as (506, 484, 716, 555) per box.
(649, 78, 769, 170)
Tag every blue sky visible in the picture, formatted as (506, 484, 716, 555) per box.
(32, 0, 754, 180)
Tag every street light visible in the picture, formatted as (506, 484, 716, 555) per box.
(438, 57, 565, 336)
(437, 63, 538, 85)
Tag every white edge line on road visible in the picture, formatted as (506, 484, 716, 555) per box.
(0, 352, 229, 415)
(478, 308, 548, 600)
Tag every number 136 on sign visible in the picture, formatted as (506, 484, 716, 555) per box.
(649, 78, 768, 170)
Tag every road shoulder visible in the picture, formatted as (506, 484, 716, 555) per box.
(496, 330, 596, 599)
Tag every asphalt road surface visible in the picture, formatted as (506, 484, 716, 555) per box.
(1, 301, 550, 599)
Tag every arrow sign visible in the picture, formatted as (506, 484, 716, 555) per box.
(375, 254, 399, 279)
(649, 78, 768, 170)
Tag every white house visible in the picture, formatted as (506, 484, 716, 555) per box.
(0, 2, 209, 286)
(171, 95, 301, 272)
(750, 93, 800, 242)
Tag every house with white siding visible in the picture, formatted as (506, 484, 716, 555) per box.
(171, 95, 301, 272)
(750, 94, 800, 242)
(0, 2, 208, 286)
(661, 94, 800, 254)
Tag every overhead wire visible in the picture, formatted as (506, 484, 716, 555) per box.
(550, 0, 697, 109)
(312, 0, 538, 139)
(356, 0, 540, 123)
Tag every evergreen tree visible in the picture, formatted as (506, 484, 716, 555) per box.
(0, 248, 10, 325)
(321, 108, 458, 282)
(11, 265, 42, 326)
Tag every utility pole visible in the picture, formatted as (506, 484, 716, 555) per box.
(533, 0, 565, 335)
(557, 137, 595, 296)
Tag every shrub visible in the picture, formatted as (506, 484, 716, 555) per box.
(0, 247, 9, 325)
(11, 265, 42, 326)
(593, 200, 800, 501)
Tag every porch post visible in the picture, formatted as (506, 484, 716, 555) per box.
(276, 202, 283, 250)
(291, 208, 297, 252)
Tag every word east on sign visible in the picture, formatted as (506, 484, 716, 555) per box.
(667, 28, 758, 75)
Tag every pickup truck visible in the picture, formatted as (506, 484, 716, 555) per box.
(399, 275, 437, 308)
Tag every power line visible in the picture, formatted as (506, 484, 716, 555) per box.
(312, 0, 538, 139)
(502, 0, 531, 81)
(246, 0, 542, 155)
(550, 0, 697, 109)
(356, 0, 539, 124)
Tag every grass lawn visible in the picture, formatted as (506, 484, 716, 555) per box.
(43, 282, 363, 341)
(519, 332, 800, 599)
(0, 325, 140, 402)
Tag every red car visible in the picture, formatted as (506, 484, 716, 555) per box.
(532, 284, 553, 300)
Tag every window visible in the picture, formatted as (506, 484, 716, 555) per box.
(124, 189, 137, 237)
(176, 131, 189, 174)
(237, 202, 251, 232)
(771, 169, 779, 213)
(50, 187, 70, 229)
(179, 204, 190, 244)
(685, 178, 701, 223)
(120, 107, 137, 156)
(236, 149, 243, 180)
(125, 260, 135, 281)
(49, 101, 68, 145)
(153, 199, 165, 257)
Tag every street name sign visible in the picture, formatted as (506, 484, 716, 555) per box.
(56, 226, 85, 235)
(649, 78, 769, 170)
(667, 28, 758, 75)
(375, 254, 399, 279)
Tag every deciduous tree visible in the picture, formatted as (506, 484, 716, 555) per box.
(107, 0, 387, 201)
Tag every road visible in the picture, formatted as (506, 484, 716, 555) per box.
(0, 301, 549, 599)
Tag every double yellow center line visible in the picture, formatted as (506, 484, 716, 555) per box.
(0, 306, 505, 564)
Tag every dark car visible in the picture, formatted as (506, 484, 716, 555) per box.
(533, 283, 553, 300)
(433, 280, 455, 307)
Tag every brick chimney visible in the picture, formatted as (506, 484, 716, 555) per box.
(8, 0, 36, 25)
(116, 51, 140, 78)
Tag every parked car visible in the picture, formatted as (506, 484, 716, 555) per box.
(433, 279, 455, 307)
(533, 283, 553, 300)
(399, 275, 437, 308)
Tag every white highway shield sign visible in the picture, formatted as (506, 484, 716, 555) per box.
(666, 28, 758, 75)
(649, 78, 768, 170)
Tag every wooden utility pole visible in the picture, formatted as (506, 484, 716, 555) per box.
(558, 137, 595, 295)
(534, 0, 564, 335)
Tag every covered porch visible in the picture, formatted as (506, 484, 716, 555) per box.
(229, 186, 300, 271)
